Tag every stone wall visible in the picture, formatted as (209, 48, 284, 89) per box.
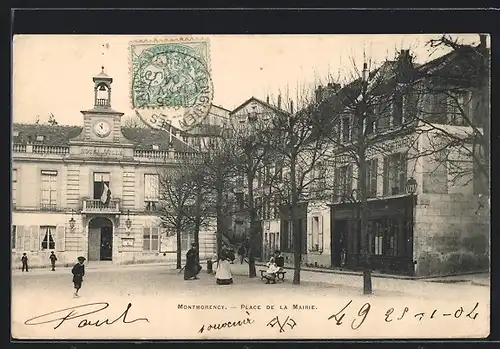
(413, 193, 489, 276)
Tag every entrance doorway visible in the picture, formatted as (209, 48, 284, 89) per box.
(331, 220, 348, 268)
(88, 217, 113, 261)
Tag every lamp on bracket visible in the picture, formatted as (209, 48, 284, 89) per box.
(69, 209, 76, 231)
(125, 209, 132, 235)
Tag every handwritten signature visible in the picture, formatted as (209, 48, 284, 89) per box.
(327, 300, 480, 330)
(266, 316, 297, 333)
(24, 302, 149, 330)
(198, 311, 254, 334)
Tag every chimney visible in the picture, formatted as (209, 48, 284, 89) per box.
(266, 95, 270, 104)
(290, 101, 294, 114)
(277, 95, 281, 109)
(362, 62, 368, 82)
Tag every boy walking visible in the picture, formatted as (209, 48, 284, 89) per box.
(49, 251, 57, 271)
(21, 253, 29, 272)
(71, 256, 86, 298)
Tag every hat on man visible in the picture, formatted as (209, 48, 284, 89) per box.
(77, 256, 86, 262)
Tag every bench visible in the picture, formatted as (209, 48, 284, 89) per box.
(260, 269, 286, 282)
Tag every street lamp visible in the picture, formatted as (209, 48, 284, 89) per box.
(69, 209, 76, 230)
(125, 210, 132, 231)
(406, 177, 418, 195)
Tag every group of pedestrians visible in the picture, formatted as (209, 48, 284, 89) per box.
(20, 251, 58, 272)
(181, 240, 284, 286)
(19, 251, 86, 298)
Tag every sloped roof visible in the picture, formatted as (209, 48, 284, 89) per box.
(229, 96, 289, 117)
(13, 124, 83, 146)
(11, 123, 196, 152)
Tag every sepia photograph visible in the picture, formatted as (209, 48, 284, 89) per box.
(11, 33, 490, 340)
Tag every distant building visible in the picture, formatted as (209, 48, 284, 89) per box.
(11, 68, 229, 268)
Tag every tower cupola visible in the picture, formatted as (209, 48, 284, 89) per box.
(93, 66, 113, 108)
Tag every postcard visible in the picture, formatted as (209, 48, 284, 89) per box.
(11, 33, 490, 340)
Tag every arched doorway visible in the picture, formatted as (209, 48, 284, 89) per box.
(88, 217, 113, 261)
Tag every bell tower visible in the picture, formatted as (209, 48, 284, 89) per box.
(93, 66, 113, 108)
(71, 67, 131, 144)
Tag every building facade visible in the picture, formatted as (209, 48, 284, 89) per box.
(11, 69, 229, 268)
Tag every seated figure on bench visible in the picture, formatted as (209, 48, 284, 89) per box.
(263, 250, 285, 284)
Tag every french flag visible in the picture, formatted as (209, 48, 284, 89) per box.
(100, 180, 111, 205)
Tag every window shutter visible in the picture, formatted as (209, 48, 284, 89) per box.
(152, 227, 159, 251)
(143, 227, 150, 251)
(371, 159, 378, 197)
(319, 216, 324, 251)
(30, 225, 39, 251)
(16, 226, 23, 250)
(347, 165, 353, 193)
(383, 157, 389, 195)
(307, 217, 313, 251)
(56, 226, 66, 251)
(399, 153, 408, 193)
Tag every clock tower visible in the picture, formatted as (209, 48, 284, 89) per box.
(72, 67, 130, 144)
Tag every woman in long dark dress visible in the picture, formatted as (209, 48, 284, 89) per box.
(215, 249, 233, 285)
(184, 243, 201, 280)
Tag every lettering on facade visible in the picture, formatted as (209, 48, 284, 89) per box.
(81, 147, 124, 158)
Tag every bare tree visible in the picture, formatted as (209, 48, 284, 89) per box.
(409, 34, 490, 195)
(158, 164, 200, 269)
(261, 92, 331, 285)
(228, 112, 281, 278)
(122, 115, 148, 128)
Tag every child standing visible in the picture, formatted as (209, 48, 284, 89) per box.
(49, 251, 57, 271)
(21, 253, 29, 272)
(71, 256, 86, 298)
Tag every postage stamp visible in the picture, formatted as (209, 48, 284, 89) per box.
(129, 38, 214, 131)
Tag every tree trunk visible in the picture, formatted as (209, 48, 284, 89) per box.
(216, 179, 224, 255)
(358, 153, 372, 295)
(246, 160, 257, 278)
(176, 224, 182, 269)
(194, 186, 202, 263)
(291, 151, 301, 285)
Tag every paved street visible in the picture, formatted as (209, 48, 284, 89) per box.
(12, 263, 490, 340)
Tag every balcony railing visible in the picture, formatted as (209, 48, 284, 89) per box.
(33, 145, 70, 154)
(82, 198, 120, 214)
(12, 143, 69, 155)
(13, 144, 26, 152)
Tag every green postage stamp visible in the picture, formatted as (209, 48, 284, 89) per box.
(129, 38, 214, 131)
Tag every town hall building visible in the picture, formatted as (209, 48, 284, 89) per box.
(11, 68, 229, 268)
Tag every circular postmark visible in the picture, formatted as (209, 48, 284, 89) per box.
(130, 40, 214, 132)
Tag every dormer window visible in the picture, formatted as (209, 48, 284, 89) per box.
(152, 144, 159, 151)
(13, 131, 19, 137)
(36, 135, 45, 142)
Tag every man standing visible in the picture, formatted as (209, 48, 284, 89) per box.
(184, 243, 201, 280)
(72, 256, 86, 298)
(21, 253, 28, 272)
(49, 251, 57, 271)
(238, 244, 246, 264)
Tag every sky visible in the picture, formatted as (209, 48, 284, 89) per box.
(12, 34, 483, 126)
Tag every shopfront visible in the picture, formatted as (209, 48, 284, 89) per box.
(330, 195, 415, 276)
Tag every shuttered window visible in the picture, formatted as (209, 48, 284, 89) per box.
(12, 169, 17, 207)
(11, 225, 17, 250)
(144, 174, 159, 202)
(309, 216, 324, 252)
(40, 226, 56, 250)
(40, 171, 58, 210)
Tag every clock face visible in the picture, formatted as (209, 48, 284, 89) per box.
(93, 121, 111, 138)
